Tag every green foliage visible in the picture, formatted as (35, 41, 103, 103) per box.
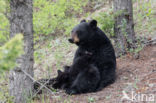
(33, 0, 88, 41)
(0, 73, 14, 103)
(134, 0, 156, 36)
(0, 75, 11, 103)
(0, 34, 24, 72)
(0, 0, 88, 43)
(34, 37, 75, 71)
(128, 37, 144, 54)
(94, 10, 114, 37)
(0, 0, 9, 46)
(88, 97, 95, 103)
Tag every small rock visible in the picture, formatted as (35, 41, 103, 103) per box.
(148, 84, 154, 87)
(133, 53, 139, 59)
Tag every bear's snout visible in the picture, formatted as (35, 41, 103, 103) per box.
(68, 38, 74, 43)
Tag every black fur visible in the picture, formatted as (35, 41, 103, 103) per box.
(52, 19, 116, 94)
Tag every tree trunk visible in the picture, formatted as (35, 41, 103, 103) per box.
(9, 0, 34, 103)
(113, 0, 135, 57)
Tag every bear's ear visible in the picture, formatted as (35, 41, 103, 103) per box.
(57, 70, 63, 76)
(89, 20, 97, 28)
(80, 19, 86, 23)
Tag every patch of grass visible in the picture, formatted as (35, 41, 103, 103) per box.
(0, 72, 13, 103)
(88, 96, 95, 103)
(34, 36, 76, 79)
(133, 0, 156, 37)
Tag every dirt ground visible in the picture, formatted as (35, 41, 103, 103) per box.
(34, 45, 156, 103)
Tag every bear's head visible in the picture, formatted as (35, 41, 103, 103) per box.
(52, 70, 69, 89)
(68, 19, 97, 46)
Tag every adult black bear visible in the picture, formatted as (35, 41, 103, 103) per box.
(52, 19, 116, 94)
(33, 19, 116, 95)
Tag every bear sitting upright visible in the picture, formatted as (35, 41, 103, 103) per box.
(53, 54, 100, 94)
(52, 19, 116, 94)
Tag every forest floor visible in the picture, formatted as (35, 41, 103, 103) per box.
(34, 45, 156, 103)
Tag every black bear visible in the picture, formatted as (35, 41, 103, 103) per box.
(33, 19, 116, 95)
(52, 53, 100, 94)
(51, 19, 116, 94)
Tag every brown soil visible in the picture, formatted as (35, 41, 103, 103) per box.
(34, 45, 156, 103)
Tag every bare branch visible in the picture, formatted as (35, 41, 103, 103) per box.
(21, 69, 58, 97)
(144, 39, 156, 46)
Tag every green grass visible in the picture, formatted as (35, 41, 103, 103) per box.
(133, 0, 156, 37)
(34, 36, 77, 79)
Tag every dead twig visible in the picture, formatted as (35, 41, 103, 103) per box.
(21, 69, 58, 98)
(144, 39, 156, 46)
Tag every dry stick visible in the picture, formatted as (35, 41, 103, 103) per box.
(144, 39, 156, 46)
(21, 69, 59, 98)
(32, 78, 52, 98)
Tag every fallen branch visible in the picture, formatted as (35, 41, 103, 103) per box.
(144, 38, 156, 46)
(21, 69, 58, 98)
